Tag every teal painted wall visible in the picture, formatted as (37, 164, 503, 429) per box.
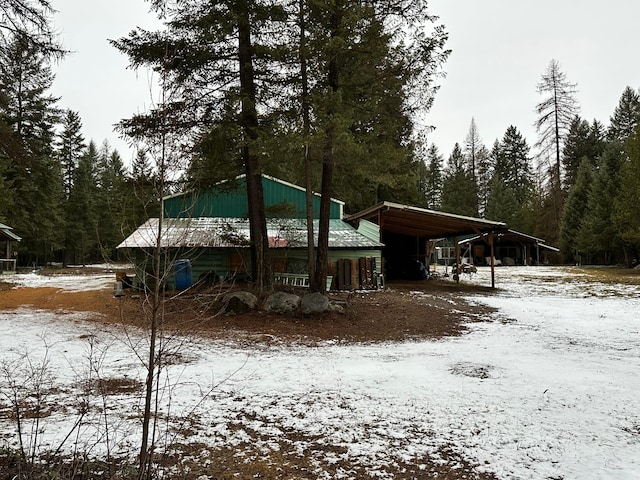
(164, 176, 342, 220)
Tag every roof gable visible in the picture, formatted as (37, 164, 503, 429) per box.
(164, 175, 344, 220)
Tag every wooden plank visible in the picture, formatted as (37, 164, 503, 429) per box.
(350, 259, 358, 290)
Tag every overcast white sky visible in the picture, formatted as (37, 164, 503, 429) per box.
(426, 0, 640, 157)
(50, 1, 640, 167)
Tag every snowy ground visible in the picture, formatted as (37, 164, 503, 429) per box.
(1, 266, 639, 479)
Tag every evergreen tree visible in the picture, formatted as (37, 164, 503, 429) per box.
(56, 109, 86, 198)
(497, 125, 533, 206)
(485, 126, 533, 231)
(464, 117, 481, 185)
(424, 143, 444, 210)
(608, 85, 640, 142)
(562, 116, 591, 190)
(577, 142, 624, 264)
(0, 32, 63, 264)
(422, 143, 443, 210)
(485, 171, 520, 227)
(559, 158, 593, 263)
(612, 127, 640, 265)
(441, 143, 477, 216)
(0, 120, 15, 221)
(95, 142, 128, 260)
(475, 144, 492, 218)
(66, 141, 99, 265)
(124, 148, 159, 232)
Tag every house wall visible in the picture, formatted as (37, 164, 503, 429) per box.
(132, 247, 382, 289)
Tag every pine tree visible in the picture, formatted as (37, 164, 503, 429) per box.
(464, 117, 481, 186)
(608, 86, 640, 142)
(0, 120, 15, 221)
(124, 148, 159, 233)
(562, 116, 591, 190)
(498, 125, 532, 206)
(422, 143, 443, 210)
(66, 141, 99, 265)
(0, 33, 63, 264)
(577, 143, 624, 263)
(612, 127, 640, 265)
(475, 144, 492, 217)
(559, 158, 593, 263)
(485, 171, 520, 227)
(95, 142, 128, 261)
(56, 109, 86, 198)
(441, 143, 477, 216)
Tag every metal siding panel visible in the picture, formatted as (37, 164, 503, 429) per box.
(165, 176, 344, 220)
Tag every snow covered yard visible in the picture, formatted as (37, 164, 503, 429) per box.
(1, 266, 639, 478)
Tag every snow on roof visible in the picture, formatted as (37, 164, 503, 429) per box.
(0, 222, 21, 242)
(117, 217, 384, 249)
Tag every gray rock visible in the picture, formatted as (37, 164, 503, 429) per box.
(328, 302, 344, 314)
(264, 291, 301, 314)
(222, 291, 258, 315)
(301, 292, 330, 314)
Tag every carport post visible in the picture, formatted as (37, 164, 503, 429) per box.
(489, 232, 495, 288)
(454, 236, 460, 283)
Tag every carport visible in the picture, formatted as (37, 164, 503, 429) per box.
(346, 201, 508, 288)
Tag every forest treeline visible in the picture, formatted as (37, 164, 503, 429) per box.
(1, 2, 639, 268)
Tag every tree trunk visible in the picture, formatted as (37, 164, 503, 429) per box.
(313, 6, 341, 294)
(237, 0, 271, 290)
(299, 0, 316, 290)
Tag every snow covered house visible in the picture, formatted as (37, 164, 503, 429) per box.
(117, 175, 384, 290)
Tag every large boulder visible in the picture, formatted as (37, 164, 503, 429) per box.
(301, 292, 330, 314)
(222, 291, 258, 315)
(264, 291, 301, 314)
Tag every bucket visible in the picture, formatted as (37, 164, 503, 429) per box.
(174, 259, 193, 290)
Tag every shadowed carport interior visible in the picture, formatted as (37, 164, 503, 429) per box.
(346, 201, 508, 286)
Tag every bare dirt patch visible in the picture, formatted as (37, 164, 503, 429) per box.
(0, 274, 496, 344)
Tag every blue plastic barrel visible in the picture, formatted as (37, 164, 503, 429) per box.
(174, 259, 193, 290)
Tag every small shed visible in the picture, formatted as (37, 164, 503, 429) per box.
(0, 222, 21, 273)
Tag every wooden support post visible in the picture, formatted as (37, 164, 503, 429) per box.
(489, 232, 495, 289)
(425, 238, 432, 274)
(454, 236, 460, 283)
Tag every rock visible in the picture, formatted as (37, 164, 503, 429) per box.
(264, 291, 301, 314)
(301, 292, 330, 314)
(328, 302, 344, 314)
(222, 291, 258, 315)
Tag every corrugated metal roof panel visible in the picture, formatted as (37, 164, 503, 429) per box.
(0, 223, 21, 242)
(118, 218, 384, 249)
